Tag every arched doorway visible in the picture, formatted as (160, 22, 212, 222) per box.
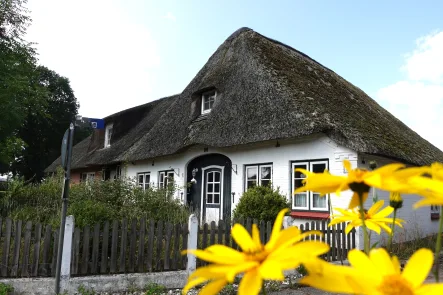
(186, 154, 232, 223)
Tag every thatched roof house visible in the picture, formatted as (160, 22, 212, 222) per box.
(46, 27, 443, 229)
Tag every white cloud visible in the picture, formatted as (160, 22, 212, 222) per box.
(25, 0, 161, 118)
(376, 31, 443, 151)
(164, 12, 176, 22)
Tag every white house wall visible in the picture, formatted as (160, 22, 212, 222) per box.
(357, 154, 440, 248)
(125, 134, 357, 215)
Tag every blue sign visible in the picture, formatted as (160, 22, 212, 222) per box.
(88, 118, 105, 129)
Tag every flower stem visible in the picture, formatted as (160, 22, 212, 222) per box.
(388, 209, 397, 254)
(434, 206, 443, 282)
(358, 193, 369, 254)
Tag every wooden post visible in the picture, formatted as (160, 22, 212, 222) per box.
(60, 215, 74, 293)
(186, 214, 198, 274)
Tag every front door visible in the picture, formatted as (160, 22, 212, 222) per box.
(202, 168, 223, 223)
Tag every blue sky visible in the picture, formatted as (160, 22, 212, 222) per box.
(26, 0, 443, 149)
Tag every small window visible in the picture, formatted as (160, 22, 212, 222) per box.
(104, 123, 113, 148)
(201, 91, 216, 114)
(245, 164, 273, 190)
(137, 172, 150, 190)
(116, 165, 122, 179)
(101, 168, 111, 181)
(292, 160, 329, 211)
(431, 205, 441, 220)
(81, 172, 95, 183)
(159, 171, 175, 188)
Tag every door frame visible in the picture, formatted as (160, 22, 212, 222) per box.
(200, 165, 224, 223)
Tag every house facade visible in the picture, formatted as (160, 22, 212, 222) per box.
(46, 28, 443, 245)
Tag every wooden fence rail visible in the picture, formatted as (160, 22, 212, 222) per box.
(0, 216, 355, 278)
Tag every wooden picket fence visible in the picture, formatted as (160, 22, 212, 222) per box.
(195, 219, 356, 266)
(0, 216, 356, 278)
(0, 217, 188, 278)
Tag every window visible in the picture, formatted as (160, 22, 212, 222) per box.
(101, 168, 110, 181)
(206, 171, 221, 204)
(201, 91, 216, 114)
(245, 164, 273, 190)
(292, 160, 328, 211)
(137, 172, 150, 190)
(80, 172, 95, 183)
(159, 171, 175, 188)
(431, 205, 441, 220)
(104, 123, 113, 147)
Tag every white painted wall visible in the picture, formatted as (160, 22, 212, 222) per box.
(357, 154, 440, 248)
(125, 134, 356, 215)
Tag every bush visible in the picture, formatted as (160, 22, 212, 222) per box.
(0, 282, 13, 295)
(233, 185, 290, 222)
(2, 169, 191, 226)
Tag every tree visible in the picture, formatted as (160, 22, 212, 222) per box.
(0, 0, 46, 172)
(11, 66, 88, 181)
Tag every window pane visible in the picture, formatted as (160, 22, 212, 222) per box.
(214, 172, 220, 182)
(168, 172, 174, 180)
(247, 167, 258, 181)
(261, 180, 270, 187)
(294, 193, 307, 207)
(145, 174, 150, 184)
(260, 166, 271, 180)
(313, 193, 327, 208)
(207, 194, 213, 204)
(247, 180, 256, 189)
(208, 172, 213, 182)
(312, 163, 326, 173)
(138, 175, 143, 184)
(293, 164, 307, 178)
(204, 100, 210, 110)
(144, 184, 149, 190)
(208, 183, 213, 193)
(293, 179, 305, 189)
(214, 194, 220, 204)
(214, 183, 220, 193)
(159, 173, 164, 182)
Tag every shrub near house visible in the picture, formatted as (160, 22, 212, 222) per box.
(233, 185, 290, 222)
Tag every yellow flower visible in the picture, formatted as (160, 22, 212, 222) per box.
(295, 160, 430, 209)
(389, 192, 403, 209)
(182, 209, 329, 295)
(329, 200, 404, 235)
(301, 248, 443, 295)
(408, 162, 443, 208)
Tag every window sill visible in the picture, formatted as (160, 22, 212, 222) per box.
(290, 211, 330, 220)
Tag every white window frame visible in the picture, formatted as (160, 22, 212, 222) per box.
(104, 123, 113, 148)
(431, 205, 441, 214)
(205, 171, 221, 205)
(137, 172, 151, 191)
(81, 172, 95, 183)
(292, 160, 329, 211)
(244, 164, 273, 191)
(159, 170, 175, 189)
(201, 90, 217, 114)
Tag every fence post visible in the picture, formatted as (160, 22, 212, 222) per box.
(60, 215, 75, 293)
(186, 214, 198, 274)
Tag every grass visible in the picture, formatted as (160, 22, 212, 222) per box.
(390, 234, 438, 260)
(0, 283, 13, 295)
(144, 282, 167, 295)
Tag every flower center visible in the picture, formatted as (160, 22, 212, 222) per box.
(377, 274, 414, 295)
(245, 247, 268, 263)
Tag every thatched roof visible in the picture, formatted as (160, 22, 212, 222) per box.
(47, 27, 443, 171)
(45, 95, 177, 172)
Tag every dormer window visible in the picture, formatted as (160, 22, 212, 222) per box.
(104, 123, 113, 148)
(201, 90, 216, 114)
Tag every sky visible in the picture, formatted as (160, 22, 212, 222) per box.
(25, 0, 443, 151)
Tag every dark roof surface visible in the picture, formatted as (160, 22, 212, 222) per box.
(47, 27, 443, 171)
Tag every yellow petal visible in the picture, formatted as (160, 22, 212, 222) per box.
(368, 200, 385, 216)
(270, 241, 330, 267)
(185, 249, 245, 265)
(259, 260, 285, 281)
(348, 192, 368, 209)
(365, 221, 381, 235)
(182, 277, 208, 294)
(300, 259, 360, 294)
(369, 248, 396, 276)
(392, 256, 401, 274)
(402, 248, 434, 288)
(189, 262, 259, 282)
(348, 249, 378, 274)
(416, 283, 443, 295)
(345, 223, 355, 235)
(265, 208, 288, 250)
(343, 159, 352, 172)
(372, 206, 394, 219)
(199, 279, 228, 295)
(238, 268, 262, 295)
(231, 224, 258, 253)
(206, 244, 245, 260)
(251, 224, 262, 248)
